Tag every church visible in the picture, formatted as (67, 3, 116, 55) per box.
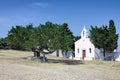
(74, 27, 120, 61)
(74, 27, 95, 60)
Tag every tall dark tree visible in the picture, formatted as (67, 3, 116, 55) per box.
(90, 20, 119, 60)
(108, 20, 118, 60)
(59, 23, 74, 52)
(57, 23, 74, 57)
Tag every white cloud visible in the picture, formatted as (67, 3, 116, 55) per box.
(31, 2, 48, 8)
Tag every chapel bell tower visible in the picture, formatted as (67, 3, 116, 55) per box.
(81, 27, 87, 38)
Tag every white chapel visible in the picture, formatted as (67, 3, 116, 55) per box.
(74, 27, 95, 60)
(74, 27, 120, 61)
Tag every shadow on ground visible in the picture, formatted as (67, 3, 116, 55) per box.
(47, 59, 84, 65)
(22, 56, 84, 65)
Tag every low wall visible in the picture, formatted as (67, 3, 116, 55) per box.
(114, 52, 120, 61)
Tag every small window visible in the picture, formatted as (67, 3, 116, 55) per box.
(77, 48, 79, 53)
(89, 48, 91, 53)
(83, 31, 85, 37)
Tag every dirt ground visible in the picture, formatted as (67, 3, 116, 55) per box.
(0, 50, 120, 80)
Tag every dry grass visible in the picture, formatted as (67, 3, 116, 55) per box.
(0, 50, 120, 80)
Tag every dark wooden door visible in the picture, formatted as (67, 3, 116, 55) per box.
(82, 50, 86, 60)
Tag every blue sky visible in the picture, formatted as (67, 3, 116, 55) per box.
(0, 0, 120, 51)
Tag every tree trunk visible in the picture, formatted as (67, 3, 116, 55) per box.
(62, 50, 64, 58)
(112, 52, 115, 61)
(56, 50, 59, 57)
(103, 49, 106, 60)
(34, 50, 40, 57)
(43, 52, 46, 62)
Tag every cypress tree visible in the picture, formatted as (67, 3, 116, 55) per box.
(108, 20, 118, 60)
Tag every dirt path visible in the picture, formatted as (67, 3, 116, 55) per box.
(0, 50, 120, 80)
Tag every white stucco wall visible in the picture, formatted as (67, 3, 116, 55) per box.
(50, 50, 73, 59)
(95, 48, 120, 61)
(115, 52, 120, 61)
(74, 37, 95, 60)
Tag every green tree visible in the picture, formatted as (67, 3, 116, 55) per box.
(6, 22, 74, 62)
(7, 26, 26, 50)
(7, 24, 35, 50)
(24, 22, 60, 61)
(37, 22, 60, 61)
(25, 22, 74, 61)
(59, 23, 74, 52)
(90, 25, 109, 60)
(90, 20, 119, 60)
(108, 20, 118, 60)
(0, 38, 8, 49)
(23, 24, 37, 50)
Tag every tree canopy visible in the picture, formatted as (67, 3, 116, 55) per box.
(2, 21, 74, 53)
(90, 20, 118, 60)
(108, 20, 118, 52)
(0, 21, 74, 61)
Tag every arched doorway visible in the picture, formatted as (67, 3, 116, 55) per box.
(82, 50, 86, 60)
